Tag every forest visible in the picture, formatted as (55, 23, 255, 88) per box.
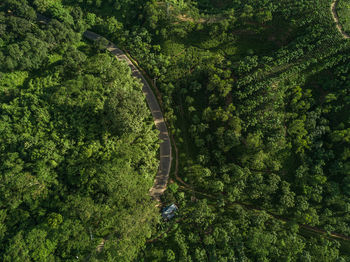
(1, 0, 350, 261)
(337, 0, 350, 34)
(0, 1, 159, 260)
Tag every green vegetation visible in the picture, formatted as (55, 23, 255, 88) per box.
(337, 0, 350, 34)
(0, 1, 159, 261)
(2, 0, 350, 261)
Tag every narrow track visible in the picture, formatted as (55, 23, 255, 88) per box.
(173, 180, 350, 242)
(331, 0, 350, 39)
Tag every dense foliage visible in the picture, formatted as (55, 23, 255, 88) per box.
(337, 0, 350, 34)
(2, 0, 350, 260)
(68, 0, 350, 260)
(0, 1, 159, 261)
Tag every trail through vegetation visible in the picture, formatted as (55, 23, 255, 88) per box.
(331, 0, 350, 39)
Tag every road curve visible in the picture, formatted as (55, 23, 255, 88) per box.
(83, 31, 172, 201)
(331, 0, 350, 39)
(37, 14, 171, 200)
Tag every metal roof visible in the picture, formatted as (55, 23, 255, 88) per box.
(162, 204, 178, 220)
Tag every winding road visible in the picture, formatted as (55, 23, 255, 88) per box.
(27, 10, 350, 256)
(331, 0, 350, 39)
(37, 14, 171, 202)
(35, 14, 172, 257)
(83, 30, 172, 255)
(84, 31, 172, 201)
(35, 0, 346, 206)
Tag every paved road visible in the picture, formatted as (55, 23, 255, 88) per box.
(83, 31, 171, 201)
(331, 0, 350, 39)
(37, 13, 171, 200)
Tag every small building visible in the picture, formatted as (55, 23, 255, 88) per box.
(162, 204, 178, 220)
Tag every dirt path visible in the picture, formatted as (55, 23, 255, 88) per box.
(173, 179, 350, 242)
(331, 0, 350, 39)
